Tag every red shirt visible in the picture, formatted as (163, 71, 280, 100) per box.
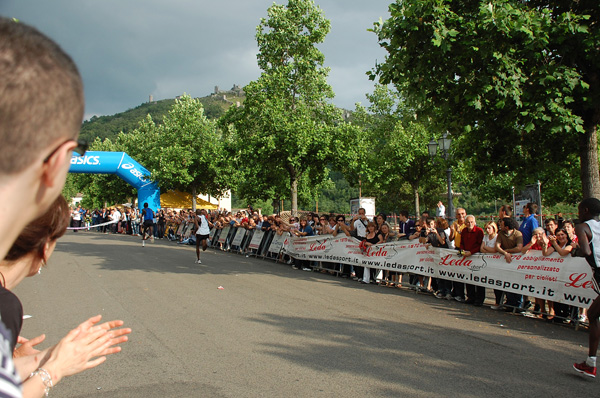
(460, 226, 484, 253)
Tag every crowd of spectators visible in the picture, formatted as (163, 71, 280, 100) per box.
(70, 202, 585, 325)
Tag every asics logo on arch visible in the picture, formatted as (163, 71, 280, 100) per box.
(71, 155, 100, 166)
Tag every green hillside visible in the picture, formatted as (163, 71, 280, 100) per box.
(80, 92, 245, 142)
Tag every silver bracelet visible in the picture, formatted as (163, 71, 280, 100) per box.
(30, 368, 53, 397)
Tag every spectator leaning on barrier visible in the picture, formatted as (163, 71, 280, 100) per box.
(359, 222, 380, 284)
(351, 208, 370, 239)
(450, 208, 467, 301)
(324, 215, 337, 235)
(378, 223, 399, 286)
(350, 211, 371, 283)
(421, 217, 446, 294)
(480, 221, 498, 255)
(519, 202, 539, 245)
(375, 213, 387, 233)
(397, 210, 415, 240)
(460, 215, 485, 306)
(521, 227, 551, 256)
(292, 217, 314, 271)
(564, 220, 578, 244)
(408, 219, 423, 241)
(480, 221, 500, 305)
(494, 217, 524, 311)
(545, 218, 558, 237)
(333, 215, 355, 278)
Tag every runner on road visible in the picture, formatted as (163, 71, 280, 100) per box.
(141, 202, 154, 246)
(193, 209, 213, 264)
(572, 197, 600, 378)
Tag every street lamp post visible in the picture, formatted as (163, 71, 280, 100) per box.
(428, 132, 454, 222)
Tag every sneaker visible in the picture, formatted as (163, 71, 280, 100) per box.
(435, 292, 444, 299)
(490, 304, 503, 310)
(445, 294, 453, 300)
(574, 362, 596, 378)
(454, 296, 465, 303)
(302, 268, 312, 272)
(197, 259, 202, 264)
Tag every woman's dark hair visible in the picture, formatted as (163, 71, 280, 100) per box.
(436, 217, 449, 229)
(5, 195, 69, 262)
(554, 228, 572, 246)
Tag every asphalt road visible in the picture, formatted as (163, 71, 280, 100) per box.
(14, 232, 599, 397)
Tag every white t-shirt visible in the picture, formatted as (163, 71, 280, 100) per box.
(436, 204, 446, 218)
(483, 234, 497, 248)
(196, 215, 210, 235)
(354, 217, 369, 238)
(586, 219, 600, 268)
(445, 227, 454, 249)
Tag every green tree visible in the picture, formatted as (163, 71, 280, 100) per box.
(343, 85, 446, 216)
(371, 0, 600, 202)
(221, 0, 341, 215)
(144, 95, 233, 209)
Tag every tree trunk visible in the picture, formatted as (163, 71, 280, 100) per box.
(579, 119, 600, 199)
(414, 187, 420, 217)
(291, 178, 298, 216)
(287, 164, 298, 216)
(191, 187, 197, 211)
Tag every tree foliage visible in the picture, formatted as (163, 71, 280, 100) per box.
(80, 95, 238, 143)
(220, 0, 342, 214)
(371, 0, 600, 203)
(143, 95, 232, 200)
(339, 85, 447, 216)
(73, 96, 233, 208)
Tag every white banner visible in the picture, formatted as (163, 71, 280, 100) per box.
(283, 235, 597, 308)
(218, 227, 230, 244)
(268, 232, 289, 255)
(248, 230, 265, 250)
(67, 219, 118, 230)
(230, 228, 246, 247)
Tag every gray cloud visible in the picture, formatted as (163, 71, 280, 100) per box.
(2, 0, 391, 119)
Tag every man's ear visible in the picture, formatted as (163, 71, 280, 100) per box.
(41, 144, 73, 188)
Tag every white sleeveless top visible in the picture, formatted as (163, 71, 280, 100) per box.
(585, 219, 600, 268)
(196, 215, 210, 235)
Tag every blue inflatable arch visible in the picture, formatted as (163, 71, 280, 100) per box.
(69, 151, 161, 211)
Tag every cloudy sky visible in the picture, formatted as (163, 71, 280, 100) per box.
(3, 0, 393, 120)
